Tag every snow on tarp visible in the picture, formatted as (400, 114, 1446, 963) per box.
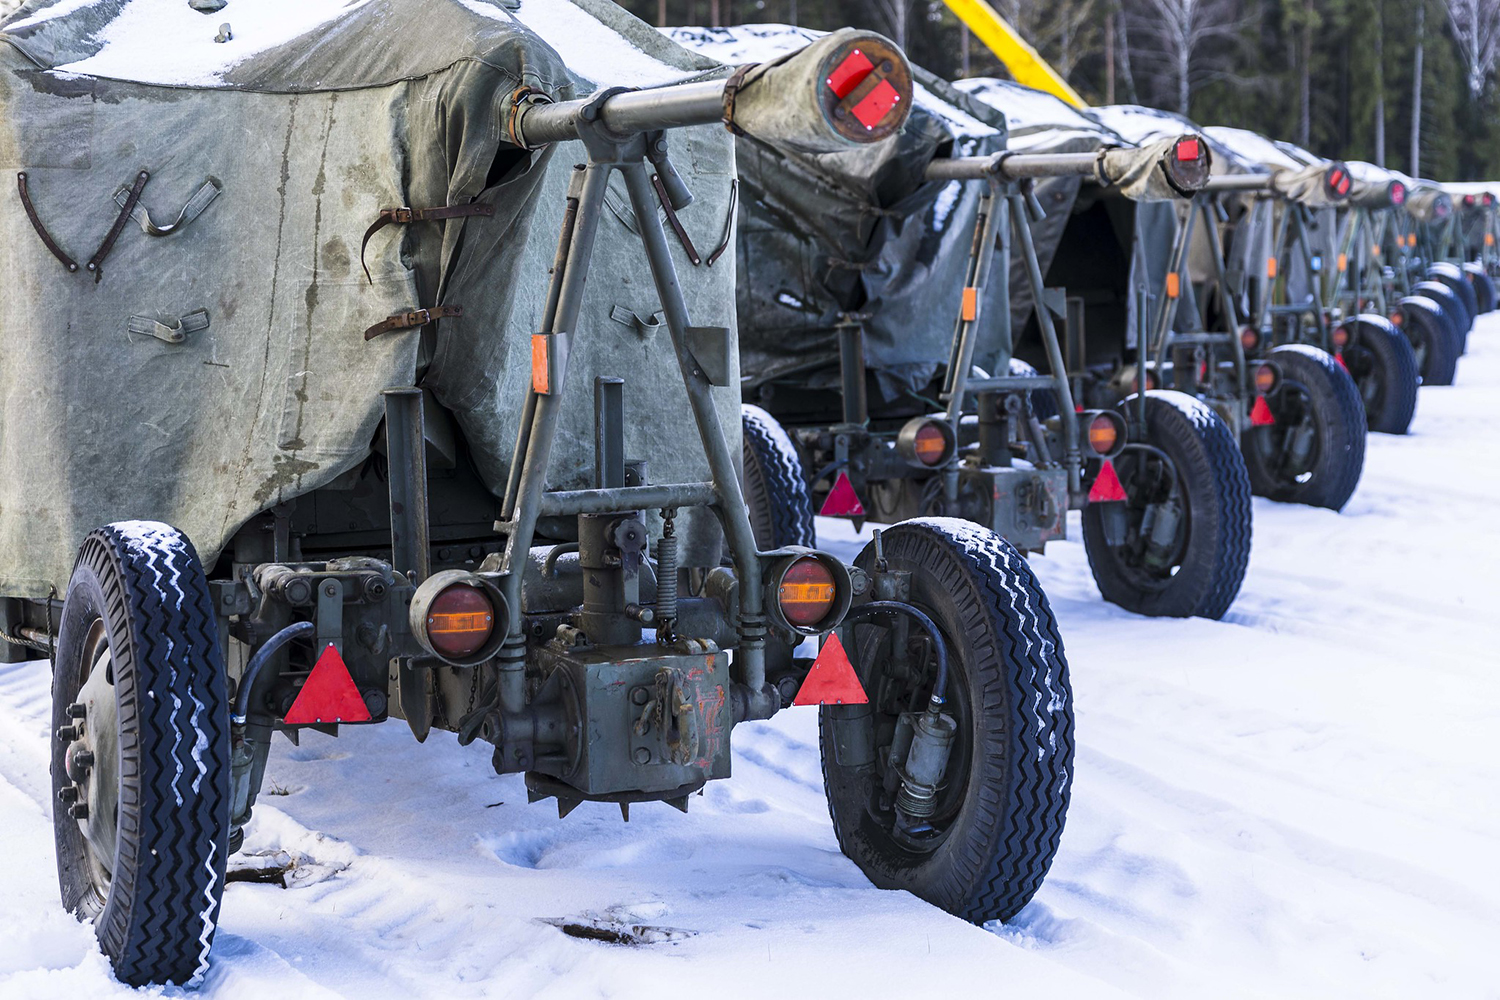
(1202, 126, 1305, 172)
(952, 77, 1109, 145)
(0, 0, 740, 595)
(1091, 104, 1261, 176)
(666, 24, 1011, 394)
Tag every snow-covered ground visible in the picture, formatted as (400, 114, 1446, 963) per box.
(3, 321, 1499, 998)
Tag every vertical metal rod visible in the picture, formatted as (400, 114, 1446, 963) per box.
(1008, 193, 1080, 497)
(499, 164, 612, 632)
(618, 162, 766, 692)
(595, 376, 626, 489)
(1291, 208, 1331, 348)
(1200, 199, 1248, 402)
(944, 180, 1006, 425)
(1150, 200, 1198, 376)
(504, 169, 586, 518)
(1258, 203, 1294, 332)
(383, 387, 431, 583)
(838, 322, 869, 426)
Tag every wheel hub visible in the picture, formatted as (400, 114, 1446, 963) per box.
(67, 632, 120, 900)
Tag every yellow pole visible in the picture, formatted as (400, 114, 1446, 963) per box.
(945, 0, 1088, 108)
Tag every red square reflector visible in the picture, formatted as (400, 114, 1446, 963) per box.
(1176, 137, 1201, 162)
(827, 49, 874, 99)
(851, 79, 901, 129)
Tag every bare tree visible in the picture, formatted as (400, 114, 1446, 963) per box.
(1412, 1, 1424, 174)
(870, 0, 914, 47)
(1127, 0, 1246, 114)
(1448, 0, 1500, 97)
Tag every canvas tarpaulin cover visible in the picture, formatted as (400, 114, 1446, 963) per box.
(0, 0, 743, 596)
(668, 24, 1011, 399)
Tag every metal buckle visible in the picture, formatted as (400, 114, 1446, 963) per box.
(391, 207, 415, 224)
(405, 308, 431, 327)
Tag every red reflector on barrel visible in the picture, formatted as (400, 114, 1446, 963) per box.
(1250, 395, 1276, 426)
(827, 49, 874, 99)
(851, 79, 901, 129)
(1391, 182, 1406, 205)
(1176, 137, 1201, 162)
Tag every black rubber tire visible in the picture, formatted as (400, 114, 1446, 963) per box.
(820, 518, 1072, 924)
(1343, 315, 1419, 435)
(742, 404, 816, 549)
(1082, 391, 1251, 619)
(52, 522, 229, 987)
(1428, 263, 1479, 332)
(1412, 279, 1470, 353)
(1241, 345, 1366, 510)
(1397, 295, 1461, 386)
(1462, 262, 1497, 313)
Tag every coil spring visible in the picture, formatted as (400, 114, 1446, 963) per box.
(656, 510, 678, 639)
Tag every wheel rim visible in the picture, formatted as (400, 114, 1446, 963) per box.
(1342, 345, 1384, 414)
(1247, 383, 1321, 486)
(67, 617, 121, 912)
(847, 612, 974, 857)
(1098, 443, 1192, 592)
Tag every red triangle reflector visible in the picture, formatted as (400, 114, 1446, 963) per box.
(793, 633, 868, 706)
(1088, 460, 1128, 503)
(1250, 395, 1276, 426)
(283, 644, 372, 725)
(1334, 351, 1349, 372)
(819, 471, 866, 517)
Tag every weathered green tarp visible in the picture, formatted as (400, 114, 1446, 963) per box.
(0, 0, 741, 596)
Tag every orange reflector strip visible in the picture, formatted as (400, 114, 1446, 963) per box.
(1166, 272, 1180, 298)
(961, 286, 979, 322)
(1372, 244, 1381, 256)
(1337, 253, 1348, 273)
(1087, 420, 1117, 454)
(429, 612, 491, 635)
(793, 633, 868, 706)
(1266, 257, 1278, 279)
(531, 334, 550, 394)
(913, 424, 947, 464)
(1489, 234, 1496, 247)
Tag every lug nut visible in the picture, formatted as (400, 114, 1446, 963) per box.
(65, 703, 87, 719)
(58, 785, 78, 804)
(56, 725, 78, 742)
(72, 749, 95, 771)
(68, 802, 89, 820)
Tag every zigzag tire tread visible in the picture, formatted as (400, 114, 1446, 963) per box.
(742, 404, 816, 548)
(819, 519, 1073, 925)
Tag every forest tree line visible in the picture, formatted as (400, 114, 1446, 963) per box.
(623, 0, 1500, 181)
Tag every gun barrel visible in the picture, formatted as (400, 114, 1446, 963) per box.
(512, 29, 913, 154)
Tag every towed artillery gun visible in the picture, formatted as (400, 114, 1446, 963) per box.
(672, 29, 1248, 620)
(1083, 108, 1368, 509)
(0, 2, 1073, 986)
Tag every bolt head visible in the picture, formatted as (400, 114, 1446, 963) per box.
(66, 703, 87, 719)
(68, 802, 89, 820)
(633, 747, 651, 765)
(58, 785, 78, 804)
(56, 725, 78, 742)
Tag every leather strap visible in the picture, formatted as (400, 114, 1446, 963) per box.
(16, 173, 79, 273)
(363, 304, 463, 341)
(721, 64, 757, 136)
(651, 172, 701, 265)
(707, 178, 738, 267)
(87, 170, 149, 281)
(360, 202, 495, 283)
